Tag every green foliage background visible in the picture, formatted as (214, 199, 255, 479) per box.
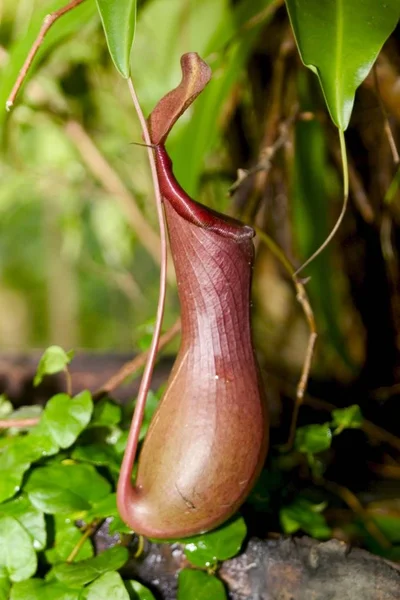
(1, 0, 400, 597)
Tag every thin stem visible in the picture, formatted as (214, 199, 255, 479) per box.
(294, 128, 349, 276)
(65, 119, 169, 273)
(322, 480, 391, 550)
(0, 418, 39, 429)
(117, 77, 168, 500)
(6, 0, 86, 110)
(373, 64, 400, 166)
(94, 317, 181, 398)
(66, 519, 102, 563)
(253, 226, 317, 450)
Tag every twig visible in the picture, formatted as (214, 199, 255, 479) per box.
(65, 119, 171, 273)
(373, 63, 400, 166)
(6, 0, 86, 110)
(0, 418, 39, 429)
(66, 519, 102, 563)
(294, 128, 349, 275)
(238, 29, 295, 220)
(230, 114, 295, 195)
(322, 479, 391, 550)
(65, 367, 72, 396)
(95, 318, 181, 398)
(253, 227, 317, 450)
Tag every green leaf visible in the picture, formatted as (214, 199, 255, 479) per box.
(84, 571, 129, 600)
(280, 498, 331, 539)
(295, 423, 332, 454)
(177, 569, 226, 600)
(34, 346, 74, 387)
(125, 581, 156, 600)
(71, 444, 120, 475)
(332, 404, 363, 434)
(91, 398, 122, 428)
(0, 419, 63, 503)
(42, 391, 93, 449)
(0, 442, 32, 503)
(25, 463, 111, 514)
(96, 0, 137, 78)
(0, 567, 10, 600)
(184, 516, 247, 568)
(10, 579, 80, 600)
(85, 493, 118, 521)
(45, 516, 94, 564)
(285, 0, 400, 129)
(0, 495, 46, 550)
(0, 516, 37, 582)
(53, 546, 129, 588)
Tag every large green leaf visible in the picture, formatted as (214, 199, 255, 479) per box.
(42, 391, 93, 449)
(10, 579, 80, 600)
(177, 569, 226, 600)
(84, 571, 129, 600)
(0, 495, 46, 551)
(285, 0, 400, 129)
(25, 463, 111, 514)
(96, 0, 137, 78)
(184, 516, 247, 568)
(0, 516, 37, 582)
(52, 546, 129, 588)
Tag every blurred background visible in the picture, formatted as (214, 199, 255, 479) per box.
(0, 0, 399, 396)
(1, 0, 400, 558)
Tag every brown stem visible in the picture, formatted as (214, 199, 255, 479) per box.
(6, 0, 86, 110)
(94, 318, 181, 398)
(64, 120, 171, 273)
(373, 64, 400, 166)
(65, 367, 72, 396)
(321, 480, 391, 550)
(0, 418, 39, 429)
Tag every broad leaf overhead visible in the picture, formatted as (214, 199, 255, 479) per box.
(96, 0, 137, 78)
(285, 0, 400, 129)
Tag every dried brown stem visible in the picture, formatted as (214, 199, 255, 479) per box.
(254, 227, 317, 450)
(94, 318, 181, 398)
(0, 418, 39, 429)
(240, 29, 295, 220)
(6, 0, 86, 110)
(65, 120, 173, 275)
(322, 480, 391, 550)
(373, 64, 400, 166)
